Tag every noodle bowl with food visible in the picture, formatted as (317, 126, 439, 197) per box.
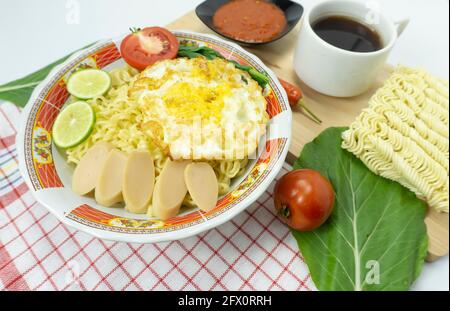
(16, 29, 291, 242)
(66, 57, 269, 209)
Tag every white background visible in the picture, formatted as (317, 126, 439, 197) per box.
(0, 0, 448, 290)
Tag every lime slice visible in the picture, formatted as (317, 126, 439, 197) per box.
(52, 101, 96, 148)
(67, 69, 111, 99)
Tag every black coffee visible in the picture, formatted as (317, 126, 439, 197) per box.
(312, 16, 382, 53)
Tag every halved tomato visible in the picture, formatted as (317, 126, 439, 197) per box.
(120, 27, 179, 71)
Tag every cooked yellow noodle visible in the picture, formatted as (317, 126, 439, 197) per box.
(66, 65, 248, 208)
(342, 66, 449, 213)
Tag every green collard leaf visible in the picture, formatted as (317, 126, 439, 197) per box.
(293, 127, 428, 291)
(0, 43, 94, 107)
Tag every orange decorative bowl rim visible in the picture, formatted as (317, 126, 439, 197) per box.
(16, 30, 292, 243)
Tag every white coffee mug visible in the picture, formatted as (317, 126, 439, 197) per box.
(293, 0, 409, 97)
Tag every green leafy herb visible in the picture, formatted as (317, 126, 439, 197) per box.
(177, 45, 270, 87)
(0, 43, 94, 108)
(293, 127, 428, 291)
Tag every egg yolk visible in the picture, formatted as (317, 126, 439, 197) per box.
(163, 82, 231, 123)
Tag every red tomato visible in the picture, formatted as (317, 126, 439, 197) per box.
(120, 27, 179, 71)
(274, 169, 335, 231)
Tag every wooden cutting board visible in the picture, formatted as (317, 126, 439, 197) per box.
(167, 11, 449, 261)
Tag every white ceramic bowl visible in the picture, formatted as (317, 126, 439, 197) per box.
(16, 30, 291, 243)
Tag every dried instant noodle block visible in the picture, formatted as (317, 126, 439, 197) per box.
(342, 66, 449, 213)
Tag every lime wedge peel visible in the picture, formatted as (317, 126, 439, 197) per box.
(67, 69, 111, 99)
(52, 101, 96, 149)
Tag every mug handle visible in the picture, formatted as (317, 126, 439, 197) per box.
(395, 18, 410, 36)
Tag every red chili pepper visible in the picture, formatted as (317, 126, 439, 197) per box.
(278, 78, 322, 124)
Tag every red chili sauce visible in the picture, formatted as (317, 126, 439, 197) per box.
(213, 0, 287, 43)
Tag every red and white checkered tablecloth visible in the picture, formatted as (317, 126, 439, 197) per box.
(0, 102, 315, 291)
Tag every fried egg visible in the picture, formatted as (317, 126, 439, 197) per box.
(130, 57, 269, 160)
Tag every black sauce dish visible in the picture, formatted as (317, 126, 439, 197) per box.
(195, 0, 304, 46)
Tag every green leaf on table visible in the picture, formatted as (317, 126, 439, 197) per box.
(0, 56, 71, 107)
(292, 127, 428, 291)
(0, 43, 94, 108)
